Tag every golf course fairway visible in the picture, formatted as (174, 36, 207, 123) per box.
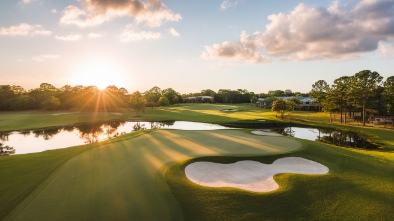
(4, 130, 302, 221)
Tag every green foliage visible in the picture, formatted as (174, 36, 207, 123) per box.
(271, 98, 299, 118)
(384, 76, 394, 114)
(144, 86, 162, 107)
(41, 96, 61, 110)
(158, 96, 170, 106)
(129, 91, 147, 114)
(310, 80, 330, 111)
(166, 138, 394, 221)
(271, 98, 288, 119)
(162, 88, 180, 105)
(350, 70, 383, 125)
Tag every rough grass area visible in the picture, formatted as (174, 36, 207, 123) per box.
(166, 139, 394, 221)
(2, 130, 301, 221)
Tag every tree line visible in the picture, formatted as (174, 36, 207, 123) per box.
(2, 69, 392, 123)
(0, 83, 305, 112)
(309, 70, 394, 126)
(0, 84, 186, 113)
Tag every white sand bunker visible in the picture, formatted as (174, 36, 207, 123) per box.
(221, 109, 239, 112)
(251, 130, 283, 136)
(185, 157, 329, 192)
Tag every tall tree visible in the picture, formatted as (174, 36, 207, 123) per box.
(310, 80, 330, 112)
(144, 86, 162, 108)
(129, 91, 147, 114)
(260, 96, 278, 109)
(332, 76, 352, 124)
(384, 76, 394, 115)
(0, 85, 16, 111)
(350, 70, 383, 126)
(286, 97, 302, 111)
(200, 89, 216, 97)
(272, 98, 288, 119)
(162, 88, 180, 105)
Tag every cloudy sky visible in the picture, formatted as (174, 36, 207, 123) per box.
(1, 0, 393, 93)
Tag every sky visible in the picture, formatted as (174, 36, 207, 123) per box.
(0, 0, 393, 94)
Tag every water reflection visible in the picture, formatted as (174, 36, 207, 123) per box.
(0, 143, 15, 156)
(1, 121, 231, 155)
(33, 128, 61, 140)
(272, 127, 378, 149)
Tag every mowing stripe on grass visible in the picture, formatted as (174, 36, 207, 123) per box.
(4, 130, 302, 221)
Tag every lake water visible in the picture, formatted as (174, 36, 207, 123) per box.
(271, 127, 378, 149)
(0, 121, 231, 155)
(0, 122, 378, 156)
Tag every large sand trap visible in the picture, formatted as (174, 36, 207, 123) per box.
(251, 130, 283, 136)
(185, 157, 329, 192)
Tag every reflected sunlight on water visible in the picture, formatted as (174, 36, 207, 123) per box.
(0, 121, 232, 155)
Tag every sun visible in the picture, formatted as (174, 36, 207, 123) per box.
(71, 59, 126, 90)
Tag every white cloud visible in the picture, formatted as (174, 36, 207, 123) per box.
(32, 54, 60, 62)
(60, 0, 181, 27)
(55, 34, 82, 41)
(20, 0, 41, 5)
(202, 31, 270, 64)
(120, 25, 161, 42)
(0, 23, 52, 36)
(88, 33, 102, 38)
(169, 27, 180, 37)
(378, 41, 394, 58)
(51, 9, 58, 14)
(204, 0, 394, 63)
(21, 0, 32, 4)
(220, 0, 239, 10)
(33, 30, 52, 36)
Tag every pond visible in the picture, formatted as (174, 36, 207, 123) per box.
(0, 121, 231, 155)
(271, 127, 378, 149)
(0, 122, 378, 156)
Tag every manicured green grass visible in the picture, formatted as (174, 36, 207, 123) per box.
(1, 103, 394, 220)
(0, 130, 152, 220)
(0, 110, 139, 132)
(2, 130, 301, 221)
(0, 104, 273, 132)
(166, 139, 394, 221)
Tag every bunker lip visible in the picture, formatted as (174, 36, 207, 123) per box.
(185, 157, 329, 192)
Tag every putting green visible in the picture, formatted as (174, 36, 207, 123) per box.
(4, 130, 302, 221)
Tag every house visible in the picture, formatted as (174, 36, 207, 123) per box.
(257, 96, 320, 111)
(184, 96, 214, 103)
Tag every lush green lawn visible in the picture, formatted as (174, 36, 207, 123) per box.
(0, 104, 273, 132)
(0, 130, 151, 220)
(3, 103, 392, 150)
(1, 103, 394, 220)
(166, 138, 394, 220)
(2, 130, 301, 220)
